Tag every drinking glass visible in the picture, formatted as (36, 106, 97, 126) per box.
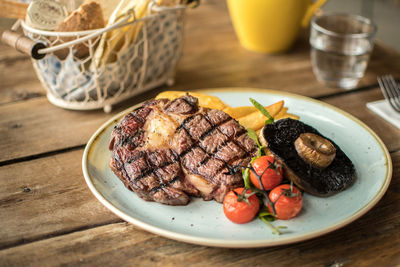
(310, 13, 377, 89)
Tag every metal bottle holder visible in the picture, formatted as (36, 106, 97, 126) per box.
(2, 2, 186, 112)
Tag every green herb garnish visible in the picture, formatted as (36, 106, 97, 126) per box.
(247, 128, 260, 146)
(246, 128, 265, 157)
(258, 211, 287, 235)
(242, 168, 252, 189)
(249, 98, 274, 124)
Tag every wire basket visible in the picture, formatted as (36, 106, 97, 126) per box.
(18, 2, 186, 112)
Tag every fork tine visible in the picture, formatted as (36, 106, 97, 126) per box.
(378, 76, 389, 98)
(378, 75, 400, 112)
(387, 75, 400, 96)
(385, 75, 400, 111)
(377, 76, 394, 109)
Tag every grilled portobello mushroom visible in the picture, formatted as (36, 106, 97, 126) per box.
(259, 118, 356, 197)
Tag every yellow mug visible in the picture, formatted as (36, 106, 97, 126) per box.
(227, 0, 326, 53)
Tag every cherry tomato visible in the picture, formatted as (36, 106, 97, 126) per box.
(268, 184, 303, 220)
(223, 188, 260, 224)
(250, 155, 283, 190)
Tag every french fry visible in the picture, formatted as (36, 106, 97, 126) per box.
(274, 107, 288, 120)
(222, 106, 256, 119)
(238, 111, 266, 131)
(191, 92, 228, 110)
(238, 101, 284, 130)
(223, 101, 287, 120)
(155, 92, 299, 126)
(264, 100, 284, 118)
(155, 91, 228, 110)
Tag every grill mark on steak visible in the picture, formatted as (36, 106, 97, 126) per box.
(199, 155, 211, 166)
(201, 114, 228, 137)
(193, 139, 247, 176)
(176, 111, 257, 194)
(109, 94, 258, 205)
(133, 160, 177, 182)
(176, 115, 230, 157)
(149, 176, 180, 193)
(176, 114, 254, 184)
(126, 150, 145, 164)
(164, 95, 198, 115)
(110, 106, 153, 150)
(179, 97, 198, 111)
(176, 116, 196, 131)
(132, 150, 179, 182)
(122, 130, 144, 148)
(223, 159, 249, 175)
(199, 125, 221, 142)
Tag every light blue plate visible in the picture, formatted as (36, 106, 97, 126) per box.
(82, 88, 392, 248)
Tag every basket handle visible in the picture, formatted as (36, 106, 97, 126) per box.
(1, 30, 46, 59)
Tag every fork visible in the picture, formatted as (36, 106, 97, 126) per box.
(377, 75, 400, 113)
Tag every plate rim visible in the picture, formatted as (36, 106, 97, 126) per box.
(82, 87, 393, 248)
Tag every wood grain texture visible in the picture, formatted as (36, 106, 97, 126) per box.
(0, 149, 120, 249)
(0, 44, 40, 95)
(1, 150, 399, 266)
(0, 45, 43, 104)
(0, 98, 113, 163)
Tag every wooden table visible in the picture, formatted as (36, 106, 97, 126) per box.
(1, 1, 399, 265)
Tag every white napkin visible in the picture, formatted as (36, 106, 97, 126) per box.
(366, 99, 400, 130)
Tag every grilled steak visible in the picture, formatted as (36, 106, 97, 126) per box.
(260, 118, 356, 197)
(109, 95, 258, 205)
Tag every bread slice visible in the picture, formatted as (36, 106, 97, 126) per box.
(84, 0, 122, 22)
(54, 1, 105, 59)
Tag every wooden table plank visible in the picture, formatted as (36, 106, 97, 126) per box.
(0, 149, 120, 249)
(0, 48, 44, 105)
(0, 98, 111, 163)
(1, 150, 398, 265)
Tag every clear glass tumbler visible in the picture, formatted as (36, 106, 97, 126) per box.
(310, 13, 377, 89)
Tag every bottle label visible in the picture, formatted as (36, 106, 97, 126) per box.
(26, 0, 68, 31)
